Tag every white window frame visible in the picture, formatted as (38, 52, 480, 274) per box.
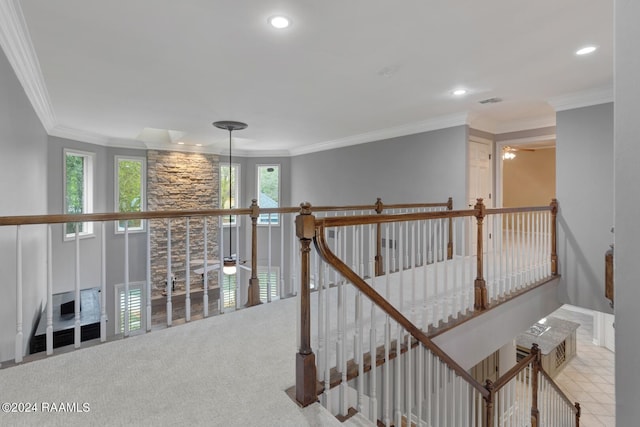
(63, 148, 95, 241)
(114, 282, 145, 335)
(256, 164, 281, 226)
(258, 266, 280, 302)
(220, 162, 241, 226)
(114, 155, 146, 233)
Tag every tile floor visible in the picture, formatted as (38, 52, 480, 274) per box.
(551, 307, 615, 427)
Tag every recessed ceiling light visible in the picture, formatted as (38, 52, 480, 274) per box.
(452, 89, 467, 96)
(196, 143, 202, 147)
(576, 46, 597, 55)
(177, 141, 185, 145)
(269, 15, 290, 29)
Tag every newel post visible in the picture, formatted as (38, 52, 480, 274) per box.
(484, 379, 495, 427)
(375, 197, 384, 276)
(447, 197, 454, 260)
(474, 198, 488, 310)
(295, 202, 317, 406)
(246, 199, 261, 307)
(530, 343, 541, 427)
(575, 402, 581, 427)
(550, 199, 558, 276)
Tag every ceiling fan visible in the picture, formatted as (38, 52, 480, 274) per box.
(502, 145, 535, 160)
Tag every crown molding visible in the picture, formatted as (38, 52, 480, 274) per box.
(548, 86, 614, 112)
(0, 0, 56, 130)
(49, 124, 110, 146)
(289, 112, 468, 157)
(493, 116, 556, 134)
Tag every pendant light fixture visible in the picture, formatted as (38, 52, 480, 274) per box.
(213, 120, 248, 275)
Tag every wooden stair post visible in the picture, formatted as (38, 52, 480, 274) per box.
(484, 379, 495, 427)
(550, 199, 558, 275)
(447, 197, 454, 259)
(531, 343, 541, 427)
(374, 197, 384, 276)
(246, 199, 261, 307)
(474, 198, 488, 310)
(295, 202, 317, 406)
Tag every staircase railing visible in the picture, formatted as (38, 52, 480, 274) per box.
(295, 199, 577, 426)
(0, 197, 450, 367)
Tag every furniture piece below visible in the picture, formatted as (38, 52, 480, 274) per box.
(516, 316, 579, 378)
(30, 288, 101, 354)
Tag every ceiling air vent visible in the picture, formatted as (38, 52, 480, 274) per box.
(478, 97, 503, 104)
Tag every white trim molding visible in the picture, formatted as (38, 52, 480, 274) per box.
(289, 112, 468, 157)
(548, 86, 614, 112)
(0, 0, 56, 130)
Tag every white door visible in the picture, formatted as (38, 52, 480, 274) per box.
(468, 139, 494, 255)
(468, 139, 493, 208)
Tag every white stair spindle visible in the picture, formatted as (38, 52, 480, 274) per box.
(166, 219, 172, 326)
(235, 220, 240, 309)
(74, 226, 81, 348)
(268, 214, 273, 303)
(394, 325, 402, 427)
(411, 222, 417, 323)
(280, 213, 285, 299)
(46, 225, 54, 354)
(146, 219, 152, 331)
(100, 223, 106, 342)
(357, 290, 364, 412)
(383, 317, 391, 427)
(185, 218, 191, 321)
(203, 218, 209, 317)
(15, 225, 23, 363)
(124, 222, 130, 337)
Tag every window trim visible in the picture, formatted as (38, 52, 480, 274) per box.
(114, 155, 147, 234)
(256, 163, 281, 226)
(220, 162, 241, 227)
(63, 148, 95, 241)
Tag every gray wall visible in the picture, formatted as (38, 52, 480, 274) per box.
(614, 0, 640, 423)
(0, 48, 48, 361)
(290, 126, 467, 209)
(47, 137, 147, 337)
(556, 103, 613, 313)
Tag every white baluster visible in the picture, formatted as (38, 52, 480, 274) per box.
(74, 226, 81, 348)
(235, 220, 240, 309)
(15, 225, 23, 363)
(146, 219, 152, 331)
(280, 213, 285, 299)
(394, 325, 402, 427)
(100, 223, 106, 342)
(317, 250, 325, 388)
(185, 218, 191, 322)
(47, 225, 54, 354)
(166, 219, 172, 326)
(323, 263, 332, 414)
(357, 290, 364, 412)
(124, 222, 130, 337)
(411, 222, 417, 323)
(203, 218, 209, 317)
(405, 334, 412, 425)
(383, 317, 391, 427)
(268, 213, 273, 303)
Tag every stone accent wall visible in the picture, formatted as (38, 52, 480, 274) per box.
(147, 150, 219, 297)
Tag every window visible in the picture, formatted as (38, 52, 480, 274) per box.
(64, 149, 94, 238)
(259, 267, 279, 302)
(115, 156, 146, 232)
(257, 165, 280, 225)
(220, 163, 240, 225)
(115, 282, 144, 334)
(221, 274, 237, 309)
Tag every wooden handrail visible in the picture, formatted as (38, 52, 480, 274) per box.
(492, 350, 537, 390)
(312, 221, 489, 399)
(0, 197, 452, 227)
(485, 205, 552, 215)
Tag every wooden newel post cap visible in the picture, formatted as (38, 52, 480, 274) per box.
(550, 198, 558, 214)
(250, 199, 259, 218)
(296, 203, 315, 240)
(375, 198, 384, 214)
(447, 197, 453, 210)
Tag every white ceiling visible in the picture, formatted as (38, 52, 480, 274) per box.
(3, 1, 613, 156)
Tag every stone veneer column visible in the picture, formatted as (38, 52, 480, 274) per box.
(147, 150, 219, 297)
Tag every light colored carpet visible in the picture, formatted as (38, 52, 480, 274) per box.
(0, 297, 324, 427)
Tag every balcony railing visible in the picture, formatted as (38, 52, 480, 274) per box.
(0, 197, 450, 367)
(295, 198, 579, 426)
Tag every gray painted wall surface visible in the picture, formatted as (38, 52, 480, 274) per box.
(290, 126, 467, 209)
(556, 103, 613, 313)
(614, 0, 640, 423)
(0, 48, 48, 361)
(47, 137, 147, 337)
